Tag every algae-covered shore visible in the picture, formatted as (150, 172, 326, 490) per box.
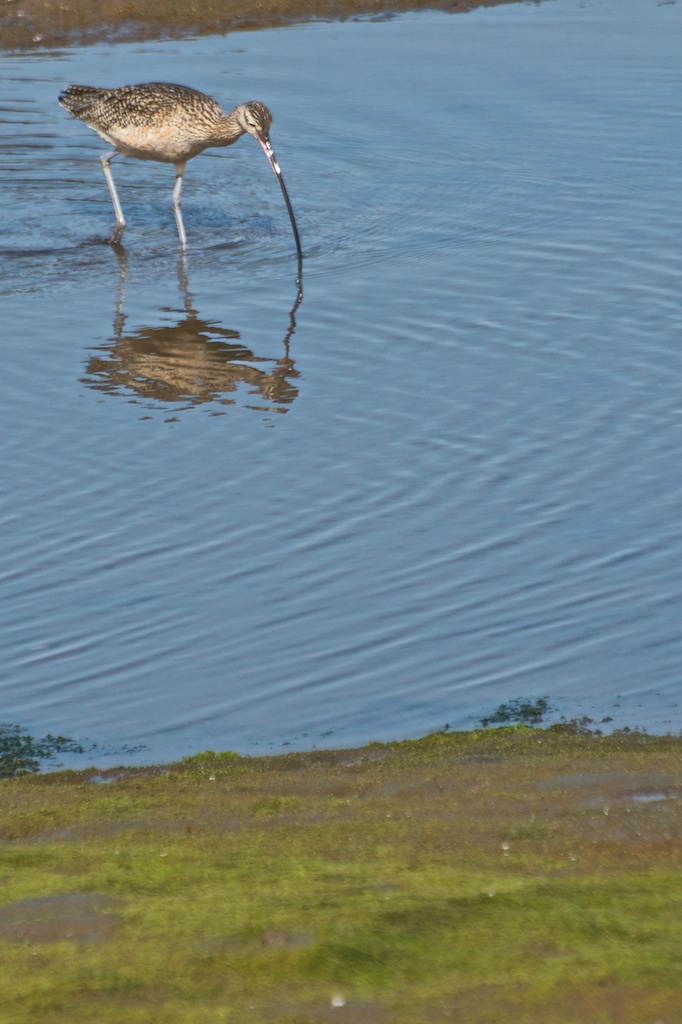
(1, 0, 517, 51)
(1, 726, 681, 1022)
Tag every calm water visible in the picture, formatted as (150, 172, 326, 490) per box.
(1, 0, 682, 767)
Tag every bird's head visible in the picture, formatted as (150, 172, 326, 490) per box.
(236, 101, 273, 143)
(235, 99, 302, 262)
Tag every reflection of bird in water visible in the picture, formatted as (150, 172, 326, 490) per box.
(59, 82, 302, 256)
(82, 247, 302, 415)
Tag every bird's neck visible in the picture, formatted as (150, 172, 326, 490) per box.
(213, 109, 247, 148)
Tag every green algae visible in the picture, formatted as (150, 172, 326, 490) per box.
(1, 727, 681, 1022)
(0, 724, 85, 778)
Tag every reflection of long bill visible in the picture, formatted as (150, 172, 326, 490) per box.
(257, 136, 303, 262)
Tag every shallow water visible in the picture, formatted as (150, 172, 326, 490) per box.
(1, 0, 682, 766)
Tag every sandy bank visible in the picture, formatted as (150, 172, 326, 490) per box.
(2, 0, 519, 50)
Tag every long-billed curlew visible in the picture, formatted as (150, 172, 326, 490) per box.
(59, 82, 302, 257)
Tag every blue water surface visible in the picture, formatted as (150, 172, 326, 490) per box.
(1, 0, 681, 766)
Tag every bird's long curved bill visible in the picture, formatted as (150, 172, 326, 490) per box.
(258, 137, 303, 261)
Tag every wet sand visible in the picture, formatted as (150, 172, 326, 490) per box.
(1, 0, 518, 51)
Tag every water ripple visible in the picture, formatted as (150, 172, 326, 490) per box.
(1, 0, 682, 763)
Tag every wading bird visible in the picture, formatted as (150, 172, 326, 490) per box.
(59, 82, 302, 257)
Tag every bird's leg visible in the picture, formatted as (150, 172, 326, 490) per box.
(172, 162, 187, 249)
(100, 150, 126, 242)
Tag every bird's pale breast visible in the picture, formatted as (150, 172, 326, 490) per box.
(94, 119, 212, 164)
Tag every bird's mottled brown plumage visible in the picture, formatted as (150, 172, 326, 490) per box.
(59, 84, 271, 164)
(58, 82, 301, 256)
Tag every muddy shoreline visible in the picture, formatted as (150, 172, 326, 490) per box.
(2, 0, 520, 51)
(2, 726, 681, 1022)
